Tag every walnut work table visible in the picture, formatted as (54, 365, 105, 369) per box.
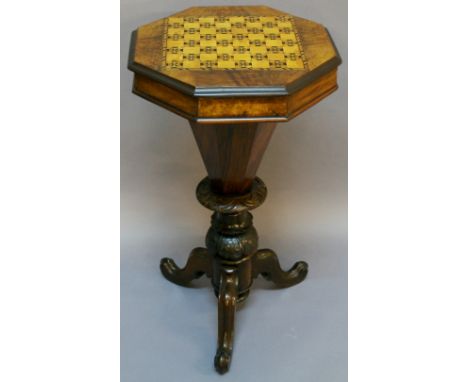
(128, 5, 341, 374)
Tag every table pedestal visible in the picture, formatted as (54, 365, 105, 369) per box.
(160, 177, 308, 374)
(128, 5, 341, 374)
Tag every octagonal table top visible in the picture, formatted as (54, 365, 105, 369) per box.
(128, 5, 341, 123)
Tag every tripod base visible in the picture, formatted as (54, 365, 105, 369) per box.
(160, 177, 308, 374)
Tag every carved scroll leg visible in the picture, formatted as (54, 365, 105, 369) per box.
(160, 247, 212, 287)
(252, 249, 308, 288)
(214, 268, 238, 374)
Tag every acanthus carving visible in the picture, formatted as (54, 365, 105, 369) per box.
(196, 177, 267, 214)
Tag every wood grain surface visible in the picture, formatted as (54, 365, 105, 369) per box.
(129, 6, 340, 97)
(132, 68, 337, 123)
(191, 121, 276, 194)
(129, 6, 341, 122)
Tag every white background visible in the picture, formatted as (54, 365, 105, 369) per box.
(1, 0, 467, 381)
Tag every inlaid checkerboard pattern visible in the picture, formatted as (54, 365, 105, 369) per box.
(163, 15, 307, 70)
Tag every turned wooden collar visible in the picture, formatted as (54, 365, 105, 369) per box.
(128, 5, 341, 124)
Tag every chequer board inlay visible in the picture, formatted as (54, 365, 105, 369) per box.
(163, 15, 308, 70)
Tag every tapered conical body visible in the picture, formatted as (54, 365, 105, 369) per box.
(190, 122, 276, 195)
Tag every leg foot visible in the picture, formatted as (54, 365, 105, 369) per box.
(214, 269, 238, 374)
(160, 247, 212, 286)
(252, 249, 308, 288)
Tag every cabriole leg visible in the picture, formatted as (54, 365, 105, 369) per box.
(252, 249, 308, 288)
(214, 268, 238, 374)
(160, 247, 212, 286)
